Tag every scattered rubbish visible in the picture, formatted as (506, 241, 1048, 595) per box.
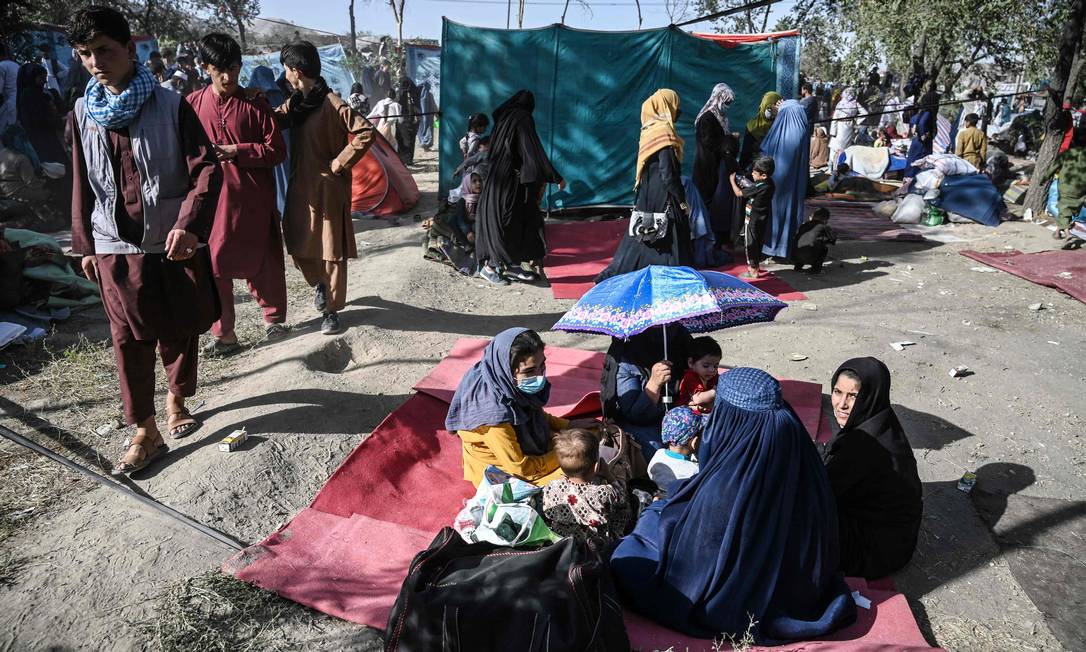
(1028, 302, 1044, 311)
(907, 330, 933, 336)
(949, 366, 973, 378)
(1003, 245, 1014, 250)
(1057, 271, 1074, 279)
(957, 471, 977, 493)
(1048, 341, 1060, 346)
(906, 265, 915, 271)
(851, 591, 872, 610)
(789, 354, 808, 362)
(970, 266, 997, 273)
(889, 341, 916, 351)
(218, 427, 248, 452)
(802, 303, 818, 311)
(95, 423, 114, 436)
(191, 399, 206, 413)
(962, 320, 972, 326)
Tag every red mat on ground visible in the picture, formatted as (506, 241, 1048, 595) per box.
(806, 200, 925, 243)
(961, 249, 1086, 304)
(225, 340, 935, 650)
(544, 219, 808, 301)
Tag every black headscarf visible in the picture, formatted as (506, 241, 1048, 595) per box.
(600, 325, 693, 419)
(823, 357, 917, 469)
(282, 76, 331, 128)
(16, 63, 50, 125)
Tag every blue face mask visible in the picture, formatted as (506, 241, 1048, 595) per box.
(517, 375, 547, 394)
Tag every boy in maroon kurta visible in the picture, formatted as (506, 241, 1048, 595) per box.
(188, 33, 288, 355)
(68, 7, 221, 475)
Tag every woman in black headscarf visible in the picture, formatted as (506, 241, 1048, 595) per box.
(475, 90, 565, 286)
(600, 324, 693, 461)
(16, 63, 66, 165)
(395, 73, 420, 164)
(822, 357, 923, 579)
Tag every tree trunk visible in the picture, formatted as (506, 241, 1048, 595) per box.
(349, 0, 357, 55)
(760, 5, 770, 32)
(234, 11, 248, 50)
(1024, 0, 1086, 217)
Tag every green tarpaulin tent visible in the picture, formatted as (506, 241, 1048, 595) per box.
(439, 20, 792, 210)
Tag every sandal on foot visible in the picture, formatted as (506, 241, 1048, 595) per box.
(265, 323, 289, 341)
(166, 410, 201, 439)
(111, 433, 169, 476)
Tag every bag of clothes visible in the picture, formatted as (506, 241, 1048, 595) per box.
(452, 465, 559, 547)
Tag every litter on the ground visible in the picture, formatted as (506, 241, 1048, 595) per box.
(1057, 271, 1074, 279)
(218, 428, 249, 452)
(957, 471, 977, 493)
(789, 354, 808, 361)
(890, 341, 916, 351)
(1028, 302, 1044, 311)
(970, 266, 997, 273)
(851, 591, 872, 610)
(803, 303, 818, 311)
(95, 423, 113, 436)
(949, 366, 972, 378)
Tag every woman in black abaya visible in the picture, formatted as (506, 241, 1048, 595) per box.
(395, 73, 421, 165)
(596, 89, 692, 283)
(475, 90, 565, 286)
(822, 357, 923, 578)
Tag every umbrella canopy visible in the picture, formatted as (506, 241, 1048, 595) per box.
(552, 265, 787, 339)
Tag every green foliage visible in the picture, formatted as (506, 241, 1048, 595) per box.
(693, 0, 775, 34)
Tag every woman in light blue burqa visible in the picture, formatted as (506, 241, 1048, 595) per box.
(248, 65, 290, 215)
(759, 100, 810, 259)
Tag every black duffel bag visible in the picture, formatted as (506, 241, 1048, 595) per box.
(385, 528, 630, 652)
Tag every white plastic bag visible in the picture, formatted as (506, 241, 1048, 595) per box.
(891, 194, 926, 224)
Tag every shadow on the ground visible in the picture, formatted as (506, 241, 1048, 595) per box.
(330, 295, 567, 336)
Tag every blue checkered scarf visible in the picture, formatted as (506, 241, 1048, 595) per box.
(83, 63, 157, 130)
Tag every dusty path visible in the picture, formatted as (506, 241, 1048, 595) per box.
(0, 147, 1083, 650)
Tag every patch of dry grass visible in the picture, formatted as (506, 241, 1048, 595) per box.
(136, 571, 380, 652)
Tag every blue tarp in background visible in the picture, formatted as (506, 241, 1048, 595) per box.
(406, 44, 442, 106)
(439, 20, 784, 209)
(240, 44, 356, 99)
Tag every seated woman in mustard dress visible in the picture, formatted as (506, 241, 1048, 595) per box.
(445, 327, 597, 486)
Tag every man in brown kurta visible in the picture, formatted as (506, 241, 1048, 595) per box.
(955, 113, 987, 170)
(275, 41, 374, 335)
(68, 7, 221, 475)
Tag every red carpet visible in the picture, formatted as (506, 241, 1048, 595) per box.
(806, 200, 926, 243)
(225, 339, 936, 650)
(961, 249, 1086, 304)
(544, 219, 808, 301)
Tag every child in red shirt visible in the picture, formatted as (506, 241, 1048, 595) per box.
(677, 337, 723, 414)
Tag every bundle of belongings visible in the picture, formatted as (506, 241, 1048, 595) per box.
(891, 153, 1006, 227)
(420, 199, 477, 276)
(0, 227, 100, 349)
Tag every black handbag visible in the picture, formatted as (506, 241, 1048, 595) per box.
(385, 528, 631, 652)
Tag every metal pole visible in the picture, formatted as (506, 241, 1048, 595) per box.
(0, 425, 245, 551)
(661, 324, 673, 410)
(507, 0, 512, 28)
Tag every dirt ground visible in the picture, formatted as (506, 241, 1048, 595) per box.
(1, 146, 1083, 651)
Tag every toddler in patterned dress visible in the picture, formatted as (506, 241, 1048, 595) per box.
(542, 429, 632, 546)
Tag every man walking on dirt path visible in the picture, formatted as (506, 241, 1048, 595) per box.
(188, 33, 289, 357)
(273, 41, 375, 335)
(67, 6, 222, 475)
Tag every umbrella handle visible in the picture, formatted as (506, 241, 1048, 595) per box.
(661, 323, 673, 411)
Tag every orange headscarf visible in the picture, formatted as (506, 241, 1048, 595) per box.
(635, 89, 684, 189)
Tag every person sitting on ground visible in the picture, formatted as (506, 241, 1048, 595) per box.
(611, 368, 856, 641)
(542, 428, 633, 546)
(448, 171, 481, 247)
(0, 126, 49, 203)
(460, 112, 489, 158)
(676, 336, 722, 414)
(821, 357, 923, 579)
(792, 207, 837, 274)
(600, 325, 693, 461)
(647, 406, 702, 497)
(446, 328, 599, 486)
(955, 112, 987, 170)
(729, 155, 775, 279)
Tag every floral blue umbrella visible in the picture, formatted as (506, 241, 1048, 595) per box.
(553, 266, 787, 408)
(552, 265, 787, 339)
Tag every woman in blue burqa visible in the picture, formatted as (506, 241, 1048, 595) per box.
(248, 65, 290, 215)
(610, 367, 856, 642)
(759, 99, 810, 260)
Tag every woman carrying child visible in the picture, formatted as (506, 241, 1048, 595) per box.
(611, 368, 855, 641)
(446, 328, 597, 486)
(600, 325, 693, 461)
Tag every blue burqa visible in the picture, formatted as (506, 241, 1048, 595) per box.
(610, 368, 856, 642)
(682, 175, 730, 268)
(248, 65, 290, 215)
(417, 81, 438, 148)
(759, 100, 810, 258)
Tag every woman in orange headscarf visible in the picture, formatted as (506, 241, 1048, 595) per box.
(596, 89, 693, 282)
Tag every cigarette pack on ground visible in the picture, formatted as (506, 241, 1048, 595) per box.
(218, 428, 248, 452)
